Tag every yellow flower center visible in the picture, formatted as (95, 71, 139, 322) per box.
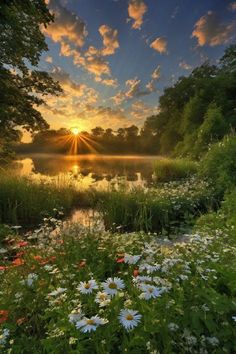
(108, 282, 117, 289)
(99, 294, 107, 300)
(86, 319, 95, 325)
(148, 288, 154, 293)
(84, 283, 91, 289)
(126, 314, 134, 321)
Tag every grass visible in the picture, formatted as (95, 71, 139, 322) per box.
(0, 173, 95, 228)
(99, 177, 220, 233)
(153, 158, 197, 183)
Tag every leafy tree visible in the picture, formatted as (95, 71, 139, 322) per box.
(0, 0, 62, 159)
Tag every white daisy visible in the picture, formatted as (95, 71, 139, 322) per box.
(102, 277, 125, 296)
(119, 309, 142, 331)
(139, 284, 161, 300)
(68, 311, 84, 324)
(124, 254, 141, 265)
(232, 316, 236, 321)
(95, 292, 111, 307)
(77, 279, 98, 294)
(76, 315, 107, 333)
(48, 287, 67, 296)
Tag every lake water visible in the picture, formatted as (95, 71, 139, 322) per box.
(14, 154, 160, 190)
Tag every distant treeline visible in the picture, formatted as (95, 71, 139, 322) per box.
(16, 45, 236, 158)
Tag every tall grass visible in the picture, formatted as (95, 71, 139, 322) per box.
(99, 177, 219, 233)
(0, 173, 91, 227)
(153, 158, 197, 183)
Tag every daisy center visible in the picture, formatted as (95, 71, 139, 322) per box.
(126, 314, 134, 321)
(108, 282, 117, 289)
(84, 283, 91, 289)
(148, 288, 154, 293)
(99, 294, 107, 300)
(86, 319, 95, 325)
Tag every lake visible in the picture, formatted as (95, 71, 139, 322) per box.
(14, 154, 160, 190)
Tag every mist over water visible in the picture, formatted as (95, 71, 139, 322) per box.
(14, 154, 160, 190)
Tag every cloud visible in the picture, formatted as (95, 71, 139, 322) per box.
(111, 76, 156, 104)
(130, 101, 159, 121)
(45, 56, 53, 63)
(150, 37, 168, 54)
(128, 0, 148, 29)
(44, 0, 87, 47)
(151, 65, 161, 80)
(101, 78, 118, 87)
(192, 11, 236, 46)
(229, 2, 236, 12)
(99, 25, 119, 56)
(179, 61, 192, 70)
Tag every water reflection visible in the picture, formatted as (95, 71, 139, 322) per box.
(14, 154, 159, 190)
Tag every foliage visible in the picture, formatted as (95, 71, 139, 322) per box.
(99, 177, 218, 233)
(153, 158, 197, 183)
(145, 45, 236, 158)
(0, 0, 62, 158)
(199, 135, 236, 192)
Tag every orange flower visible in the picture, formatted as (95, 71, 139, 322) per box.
(0, 310, 9, 324)
(133, 268, 139, 277)
(12, 258, 24, 266)
(116, 257, 125, 263)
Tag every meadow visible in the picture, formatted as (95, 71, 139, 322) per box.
(0, 136, 236, 353)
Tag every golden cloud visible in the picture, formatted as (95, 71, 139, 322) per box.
(128, 0, 148, 30)
(192, 11, 236, 46)
(44, 0, 87, 47)
(99, 25, 119, 56)
(150, 37, 168, 54)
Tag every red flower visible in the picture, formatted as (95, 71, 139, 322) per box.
(79, 260, 86, 268)
(12, 258, 24, 266)
(17, 241, 28, 248)
(0, 266, 8, 271)
(15, 251, 25, 258)
(116, 257, 125, 263)
(0, 310, 9, 324)
(133, 268, 139, 277)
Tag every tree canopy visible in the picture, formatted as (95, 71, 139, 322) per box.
(0, 0, 62, 159)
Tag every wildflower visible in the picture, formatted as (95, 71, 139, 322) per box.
(16, 317, 26, 325)
(21, 273, 38, 287)
(68, 311, 84, 324)
(76, 315, 107, 333)
(0, 310, 9, 324)
(0, 328, 10, 345)
(168, 322, 179, 331)
(102, 277, 125, 296)
(48, 288, 67, 297)
(12, 258, 24, 266)
(17, 241, 28, 248)
(95, 292, 111, 307)
(139, 284, 161, 300)
(133, 268, 139, 277)
(232, 316, 236, 321)
(77, 279, 98, 294)
(124, 254, 141, 265)
(119, 309, 142, 331)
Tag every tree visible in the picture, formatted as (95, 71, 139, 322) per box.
(0, 0, 62, 159)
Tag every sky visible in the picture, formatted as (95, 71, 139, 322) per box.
(28, 0, 236, 141)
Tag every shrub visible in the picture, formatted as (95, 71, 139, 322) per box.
(153, 158, 197, 183)
(199, 135, 236, 191)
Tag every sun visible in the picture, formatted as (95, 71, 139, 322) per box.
(70, 127, 80, 136)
